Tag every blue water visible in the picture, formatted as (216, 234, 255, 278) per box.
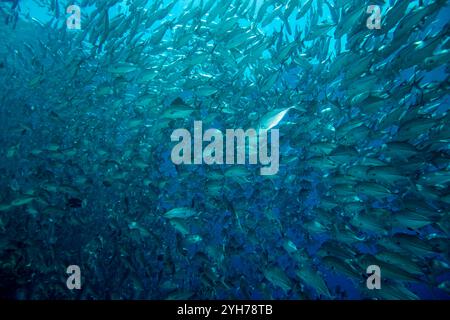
(0, 0, 449, 300)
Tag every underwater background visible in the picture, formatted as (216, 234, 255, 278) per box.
(0, 0, 449, 300)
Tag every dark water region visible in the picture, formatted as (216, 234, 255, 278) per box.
(0, 0, 449, 300)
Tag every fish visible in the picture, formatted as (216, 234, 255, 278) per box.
(163, 207, 198, 219)
(296, 264, 332, 298)
(258, 107, 294, 130)
(0, 0, 448, 301)
(263, 266, 293, 293)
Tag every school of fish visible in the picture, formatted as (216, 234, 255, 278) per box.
(0, 0, 449, 299)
